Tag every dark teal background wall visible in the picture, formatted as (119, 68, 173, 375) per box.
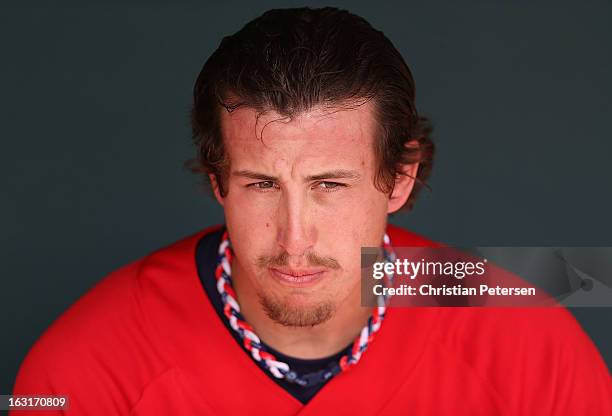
(2, 1, 611, 393)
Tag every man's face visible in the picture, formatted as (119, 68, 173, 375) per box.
(214, 102, 400, 327)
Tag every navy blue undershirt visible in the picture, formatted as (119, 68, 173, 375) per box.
(195, 227, 352, 404)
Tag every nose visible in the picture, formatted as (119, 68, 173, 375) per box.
(276, 189, 316, 257)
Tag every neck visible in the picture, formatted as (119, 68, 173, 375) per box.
(232, 262, 373, 359)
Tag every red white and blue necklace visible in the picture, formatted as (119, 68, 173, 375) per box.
(215, 229, 396, 387)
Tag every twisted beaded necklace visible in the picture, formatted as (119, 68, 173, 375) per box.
(214, 229, 396, 387)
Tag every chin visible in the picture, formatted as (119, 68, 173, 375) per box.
(258, 292, 336, 327)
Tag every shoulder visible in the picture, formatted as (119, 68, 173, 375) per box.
(432, 306, 612, 413)
(434, 306, 601, 358)
(386, 223, 441, 247)
(12, 258, 151, 412)
(384, 224, 612, 412)
(12, 225, 222, 412)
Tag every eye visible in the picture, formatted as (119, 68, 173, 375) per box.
(314, 181, 346, 192)
(248, 181, 280, 192)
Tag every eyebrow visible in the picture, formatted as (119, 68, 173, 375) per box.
(232, 169, 362, 182)
(306, 169, 361, 181)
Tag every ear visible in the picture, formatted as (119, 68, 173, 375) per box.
(209, 174, 225, 207)
(387, 141, 420, 214)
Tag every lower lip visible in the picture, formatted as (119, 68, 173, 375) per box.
(269, 269, 326, 287)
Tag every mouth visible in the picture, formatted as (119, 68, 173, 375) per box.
(268, 267, 327, 288)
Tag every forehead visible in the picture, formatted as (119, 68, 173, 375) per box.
(219, 101, 378, 173)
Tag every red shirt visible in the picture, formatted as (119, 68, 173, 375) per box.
(11, 224, 612, 415)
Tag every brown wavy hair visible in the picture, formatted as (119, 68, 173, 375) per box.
(188, 7, 434, 211)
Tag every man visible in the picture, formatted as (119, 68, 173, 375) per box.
(12, 7, 611, 415)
